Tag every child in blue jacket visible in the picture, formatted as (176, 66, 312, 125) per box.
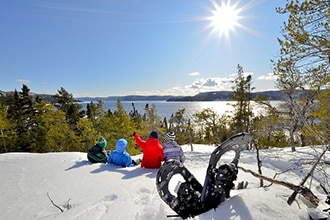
(108, 139, 140, 167)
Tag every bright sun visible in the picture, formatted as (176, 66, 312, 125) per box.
(207, 0, 242, 39)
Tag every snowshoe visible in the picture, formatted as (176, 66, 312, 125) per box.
(201, 132, 251, 203)
(156, 132, 252, 219)
(156, 160, 205, 219)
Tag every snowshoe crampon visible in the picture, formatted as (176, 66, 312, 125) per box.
(156, 132, 252, 219)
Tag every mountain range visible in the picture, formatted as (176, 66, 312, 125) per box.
(76, 90, 286, 102)
(0, 89, 303, 103)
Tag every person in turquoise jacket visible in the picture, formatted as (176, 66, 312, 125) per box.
(108, 139, 139, 167)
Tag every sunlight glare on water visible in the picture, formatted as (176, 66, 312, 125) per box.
(82, 100, 282, 120)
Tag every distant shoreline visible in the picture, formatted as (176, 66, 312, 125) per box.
(2, 89, 323, 103)
(76, 90, 286, 102)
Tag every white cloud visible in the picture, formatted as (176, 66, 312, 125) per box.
(257, 72, 277, 80)
(126, 76, 240, 97)
(161, 77, 235, 96)
(190, 77, 234, 89)
(228, 71, 253, 78)
(80, 73, 277, 97)
(156, 74, 277, 96)
(16, 79, 31, 83)
(189, 72, 200, 76)
(253, 73, 277, 91)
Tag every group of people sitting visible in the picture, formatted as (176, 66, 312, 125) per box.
(87, 131, 186, 168)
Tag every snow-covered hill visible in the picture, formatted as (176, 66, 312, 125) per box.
(0, 145, 329, 220)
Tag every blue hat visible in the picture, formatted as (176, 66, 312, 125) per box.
(149, 131, 158, 139)
(97, 136, 107, 148)
(115, 139, 128, 153)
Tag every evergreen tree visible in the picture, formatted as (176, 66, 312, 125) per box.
(7, 85, 34, 152)
(275, 0, 329, 83)
(230, 65, 254, 134)
(108, 98, 140, 155)
(76, 118, 98, 151)
(143, 103, 165, 136)
(193, 108, 230, 144)
(54, 87, 83, 130)
(0, 99, 10, 153)
(86, 100, 106, 128)
(273, 0, 329, 150)
(251, 111, 288, 149)
(168, 108, 189, 145)
(309, 87, 330, 144)
(129, 102, 143, 126)
(30, 98, 77, 152)
(86, 102, 96, 123)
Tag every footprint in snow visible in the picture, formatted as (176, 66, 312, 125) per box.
(104, 194, 118, 203)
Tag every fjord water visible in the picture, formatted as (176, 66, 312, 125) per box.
(82, 101, 282, 120)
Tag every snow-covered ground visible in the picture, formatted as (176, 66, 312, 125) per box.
(0, 144, 329, 220)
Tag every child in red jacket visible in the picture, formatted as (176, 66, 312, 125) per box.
(133, 131, 164, 169)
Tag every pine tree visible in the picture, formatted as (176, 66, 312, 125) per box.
(7, 85, 34, 152)
(76, 118, 98, 152)
(168, 108, 189, 145)
(86, 100, 106, 128)
(143, 103, 165, 136)
(230, 64, 254, 134)
(30, 98, 77, 152)
(273, 0, 329, 150)
(310, 87, 330, 144)
(275, 0, 329, 81)
(54, 87, 83, 130)
(0, 99, 10, 153)
(106, 98, 140, 154)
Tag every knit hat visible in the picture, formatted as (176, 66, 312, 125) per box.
(115, 138, 128, 153)
(97, 136, 107, 148)
(165, 132, 175, 143)
(149, 131, 158, 139)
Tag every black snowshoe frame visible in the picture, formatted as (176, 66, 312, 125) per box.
(156, 132, 252, 219)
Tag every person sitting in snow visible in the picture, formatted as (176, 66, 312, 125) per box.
(163, 131, 186, 163)
(87, 136, 108, 163)
(133, 131, 164, 169)
(108, 138, 141, 167)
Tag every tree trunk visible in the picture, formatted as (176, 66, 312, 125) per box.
(255, 147, 264, 187)
(1, 129, 7, 153)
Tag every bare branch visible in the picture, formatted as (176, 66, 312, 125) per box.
(238, 166, 320, 206)
(47, 193, 64, 212)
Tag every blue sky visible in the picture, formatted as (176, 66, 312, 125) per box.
(1, 0, 287, 97)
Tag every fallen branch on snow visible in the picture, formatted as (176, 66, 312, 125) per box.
(47, 193, 64, 212)
(238, 165, 320, 207)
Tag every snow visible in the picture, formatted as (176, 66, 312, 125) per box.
(0, 145, 329, 220)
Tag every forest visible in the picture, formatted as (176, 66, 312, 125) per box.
(0, 68, 328, 155)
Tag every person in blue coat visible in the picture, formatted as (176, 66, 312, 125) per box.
(108, 138, 140, 167)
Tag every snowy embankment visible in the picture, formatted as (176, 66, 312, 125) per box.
(0, 145, 329, 220)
